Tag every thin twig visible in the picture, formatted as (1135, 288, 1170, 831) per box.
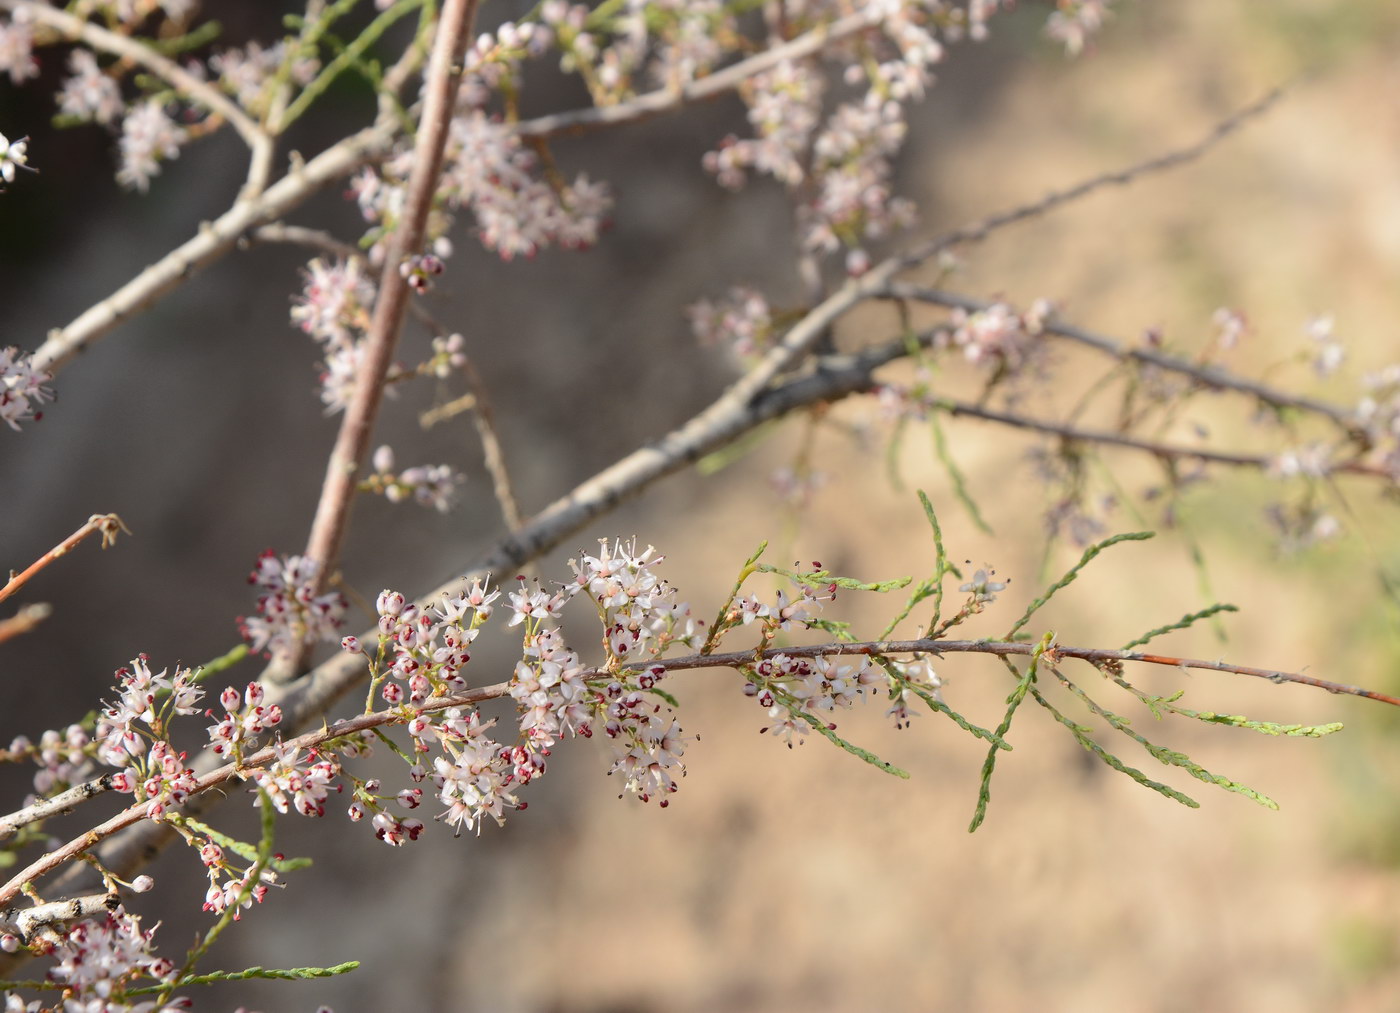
(0, 514, 129, 606)
(894, 87, 1286, 274)
(248, 224, 527, 530)
(929, 394, 1387, 478)
(883, 284, 1358, 431)
(621, 637, 1400, 707)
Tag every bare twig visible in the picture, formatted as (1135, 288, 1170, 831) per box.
(247, 223, 362, 261)
(894, 87, 1286, 273)
(0, 514, 129, 607)
(930, 395, 1388, 477)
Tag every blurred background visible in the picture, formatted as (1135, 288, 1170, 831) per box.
(3, 2, 1400, 1010)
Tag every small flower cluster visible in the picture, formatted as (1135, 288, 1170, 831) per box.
(1045, 0, 1115, 57)
(361, 581, 492, 704)
(114, 99, 187, 193)
(945, 298, 1052, 368)
(599, 680, 688, 804)
(209, 40, 318, 116)
(734, 584, 834, 630)
(9, 724, 92, 798)
(687, 286, 774, 361)
(353, 110, 612, 266)
(368, 445, 465, 514)
(94, 656, 203, 767)
(1357, 363, 1400, 480)
(80, 657, 207, 816)
(745, 652, 883, 746)
(237, 551, 347, 658)
(1210, 306, 1249, 354)
(426, 709, 521, 835)
(567, 538, 705, 658)
(57, 50, 123, 125)
(206, 681, 284, 761)
(199, 840, 279, 920)
(0, 11, 37, 85)
(0, 344, 51, 430)
(44, 907, 185, 1012)
(252, 742, 340, 817)
(288, 257, 378, 413)
(1305, 314, 1344, 378)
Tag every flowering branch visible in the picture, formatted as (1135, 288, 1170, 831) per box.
(5, 618, 1387, 910)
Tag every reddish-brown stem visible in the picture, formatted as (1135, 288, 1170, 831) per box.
(0, 514, 129, 607)
(295, 0, 480, 669)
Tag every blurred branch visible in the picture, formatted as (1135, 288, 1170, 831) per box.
(720, 88, 1286, 409)
(29, 123, 395, 376)
(883, 284, 1359, 433)
(893, 86, 1286, 272)
(515, 10, 878, 139)
(929, 395, 1388, 477)
(0, 603, 51, 644)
